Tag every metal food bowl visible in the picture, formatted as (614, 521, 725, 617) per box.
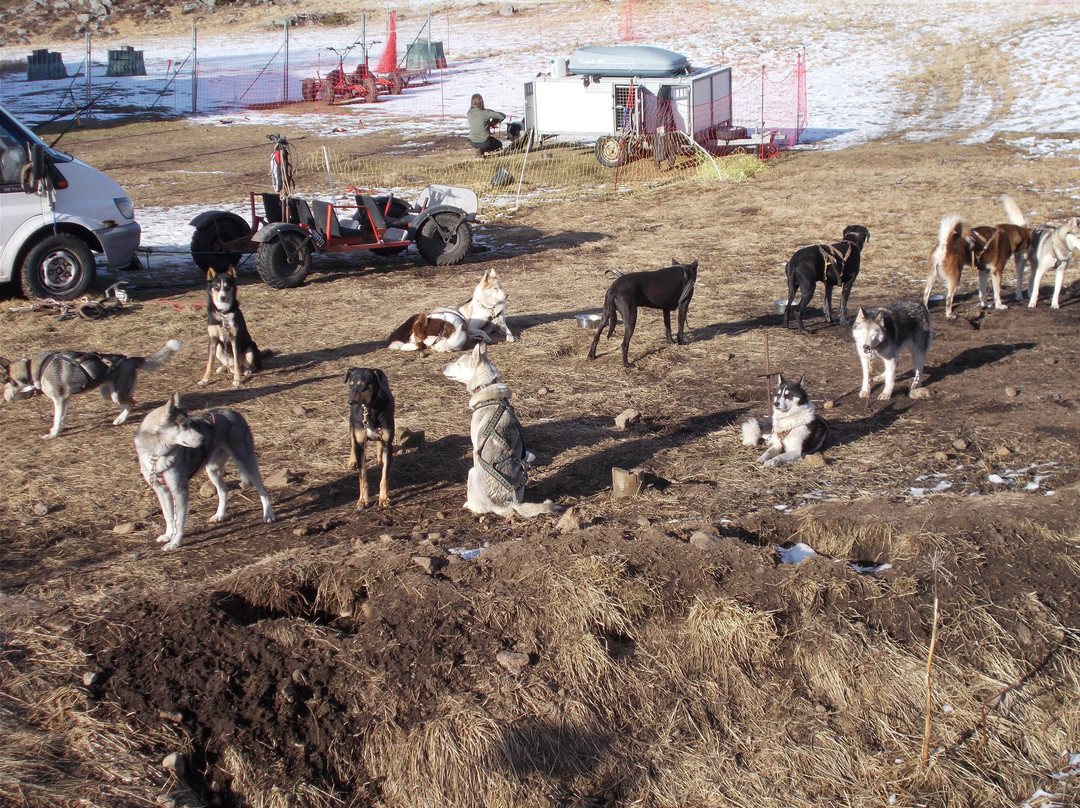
(928, 294, 946, 304)
(774, 299, 789, 315)
(575, 313, 602, 329)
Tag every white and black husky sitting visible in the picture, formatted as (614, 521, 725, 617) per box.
(741, 375, 830, 466)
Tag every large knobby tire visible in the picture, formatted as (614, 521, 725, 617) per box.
(360, 75, 378, 103)
(301, 77, 318, 102)
(256, 232, 312, 289)
(595, 135, 626, 168)
(320, 79, 335, 104)
(20, 233, 95, 300)
(388, 72, 405, 95)
(415, 213, 471, 266)
(191, 217, 248, 272)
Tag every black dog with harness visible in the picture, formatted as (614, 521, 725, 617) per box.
(783, 224, 871, 333)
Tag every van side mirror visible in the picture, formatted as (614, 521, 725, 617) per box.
(30, 143, 46, 180)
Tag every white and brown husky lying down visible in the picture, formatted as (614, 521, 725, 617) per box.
(442, 343, 559, 518)
(387, 268, 515, 352)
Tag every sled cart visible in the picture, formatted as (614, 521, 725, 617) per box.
(189, 186, 477, 289)
(523, 46, 776, 166)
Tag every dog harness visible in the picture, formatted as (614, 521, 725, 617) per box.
(818, 242, 854, 285)
(150, 413, 217, 486)
(469, 386, 525, 495)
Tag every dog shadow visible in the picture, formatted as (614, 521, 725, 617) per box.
(828, 400, 910, 447)
(933, 342, 1036, 385)
(267, 340, 384, 373)
(526, 410, 743, 498)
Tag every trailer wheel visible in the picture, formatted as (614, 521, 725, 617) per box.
(191, 217, 248, 272)
(595, 135, 626, 168)
(388, 72, 405, 95)
(301, 77, 318, 102)
(256, 232, 312, 289)
(20, 233, 95, 301)
(320, 79, 335, 104)
(416, 213, 471, 266)
(360, 76, 378, 103)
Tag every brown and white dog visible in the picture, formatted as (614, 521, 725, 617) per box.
(923, 196, 1031, 317)
(386, 268, 515, 352)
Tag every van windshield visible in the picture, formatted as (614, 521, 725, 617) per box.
(0, 106, 71, 181)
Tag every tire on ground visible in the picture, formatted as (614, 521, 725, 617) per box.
(256, 232, 312, 289)
(415, 213, 471, 266)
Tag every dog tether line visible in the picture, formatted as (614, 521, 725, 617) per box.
(470, 397, 523, 494)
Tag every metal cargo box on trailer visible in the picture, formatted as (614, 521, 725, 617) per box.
(523, 46, 733, 167)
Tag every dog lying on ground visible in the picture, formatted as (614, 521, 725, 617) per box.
(587, 259, 698, 367)
(741, 375, 830, 465)
(442, 342, 559, 518)
(345, 367, 395, 509)
(2, 339, 182, 439)
(852, 301, 932, 400)
(387, 268, 515, 352)
(199, 267, 263, 388)
(783, 225, 870, 333)
(1026, 217, 1080, 309)
(134, 393, 275, 551)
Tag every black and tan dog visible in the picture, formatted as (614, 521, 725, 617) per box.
(587, 259, 698, 367)
(783, 224, 871, 332)
(345, 367, 395, 509)
(199, 267, 262, 389)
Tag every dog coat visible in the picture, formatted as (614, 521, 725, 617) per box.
(469, 383, 528, 494)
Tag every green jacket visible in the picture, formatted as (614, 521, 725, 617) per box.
(467, 106, 506, 143)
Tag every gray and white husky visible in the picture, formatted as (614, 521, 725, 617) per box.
(1, 339, 181, 439)
(852, 301, 933, 400)
(741, 375, 830, 465)
(134, 393, 275, 551)
(442, 343, 558, 518)
(1026, 218, 1080, 309)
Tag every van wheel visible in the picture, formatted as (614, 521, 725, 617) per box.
(21, 234, 96, 300)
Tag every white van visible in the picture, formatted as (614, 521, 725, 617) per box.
(0, 103, 141, 300)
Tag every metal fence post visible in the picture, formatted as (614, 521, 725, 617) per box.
(283, 21, 289, 103)
(85, 32, 92, 109)
(191, 26, 198, 115)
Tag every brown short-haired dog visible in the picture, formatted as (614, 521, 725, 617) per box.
(345, 367, 395, 509)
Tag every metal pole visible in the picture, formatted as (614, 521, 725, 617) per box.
(191, 26, 198, 115)
(283, 21, 289, 103)
(361, 12, 367, 65)
(85, 32, 92, 109)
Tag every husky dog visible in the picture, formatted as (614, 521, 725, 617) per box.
(459, 267, 516, 344)
(741, 375, 830, 466)
(1, 339, 182, 439)
(345, 367, 395, 508)
(199, 267, 263, 388)
(442, 342, 559, 518)
(588, 259, 698, 367)
(387, 307, 471, 352)
(1026, 218, 1080, 309)
(134, 394, 275, 551)
(784, 225, 871, 332)
(852, 301, 933, 400)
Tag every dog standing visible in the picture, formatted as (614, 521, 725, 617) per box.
(783, 225, 870, 333)
(134, 393, 275, 551)
(345, 367, 395, 509)
(923, 214, 971, 319)
(741, 375, 830, 466)
(1026, 218, 1080, 309)
(2, 339, 182, 439)
(587, 260, 698, 367)
(442, 342, 559, 518)
(459, 268, 516, 344)
(852, 301, 932, 400)
(199, 267, 263, 388)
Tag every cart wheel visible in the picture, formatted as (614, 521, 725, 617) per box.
(191, 217, 248, 272)
(595, 135, 626, 168)
(20, 233, 95, 301)
(389, 72, 405, 95)
(256, 232, 312, 289)
(301, 77, 318, 102)
(361, 76, 378, 103)
(416, 213, 471, 266)
(320, 78, 335, 104)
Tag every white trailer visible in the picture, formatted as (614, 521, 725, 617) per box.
(523, 46, 741, 167)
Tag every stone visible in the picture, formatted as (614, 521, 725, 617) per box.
(823, 399, 835, 410)
(1005, 387, 1019, 398)
(411, 555, 446, 575)
(198, 480, 216, 498)
(162, 752, 185, 776)
(496, 649, 530, 673)
(933, 451, 949, 462)
(909, 387, 931, 400)
(952, 439, 968, 451)
(556, 508, 581, 533)
(264, 468, 293, 488)
(614, 408, 641, 430)
(112, 522, 136, 535)
(32, 502, 49, 516)
(997, 446, 1012, 457)
(802, 452, 825, 467)
(82, 671, 102, 687)
(690, 530, 723, 550)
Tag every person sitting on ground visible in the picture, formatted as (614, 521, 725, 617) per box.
(467, 94, 506, 156)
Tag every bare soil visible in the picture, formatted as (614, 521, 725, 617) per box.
(2, 115, 1080, 806)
